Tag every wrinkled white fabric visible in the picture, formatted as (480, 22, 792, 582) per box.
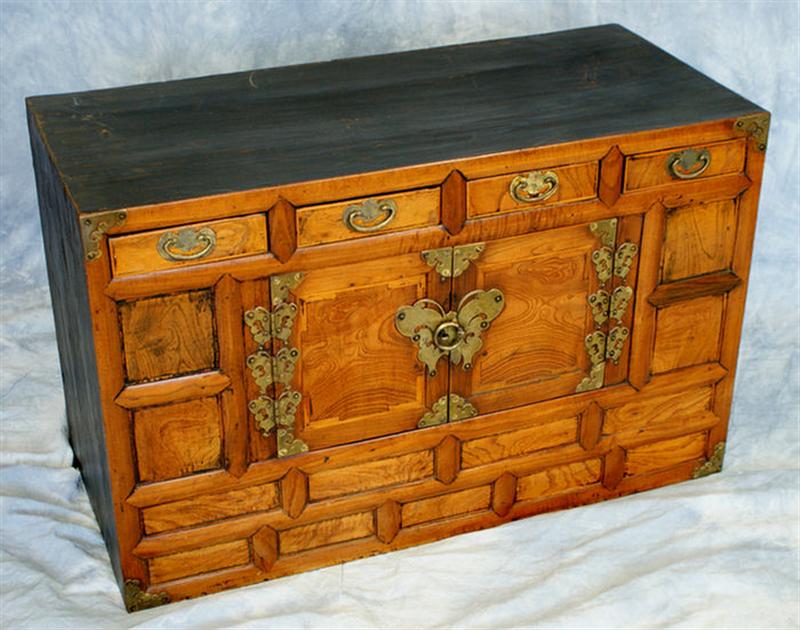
(1, 1, 798, 627)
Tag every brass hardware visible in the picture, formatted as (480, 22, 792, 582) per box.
(605, 326, 629, 364)
(614, 242, 638, 281)
(80, 210, 127, 261)
(692, 441, 725, 478)
(271, 272, 305, 307)
(576, 331, 606, 393)
(156, 226, 216, 261)
(418, 394, 478, 428)
(421, 243, 485, 279)
(509, 170, 559, 204)
(588, 290, 610, 326)
(246, 273, 308, 457)
(396, 289, 505, 375)
(591, 248, 614, 285)
(589, 218, 618, 249)
(343, 198, 397, 232)
(124, 579, 170, 612)
(734, 113, 770, 152)
(667, 148, 711, 180)
(609, 286, 633, 321)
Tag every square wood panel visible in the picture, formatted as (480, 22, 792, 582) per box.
(662, 199, 737, 282)
(652, 296, 724, 374)
(134, 397, 223, 482)
(119, 290, 217, 382)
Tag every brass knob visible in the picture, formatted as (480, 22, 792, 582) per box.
(433, 320, 465, 351)
(509, 170, 559, 204)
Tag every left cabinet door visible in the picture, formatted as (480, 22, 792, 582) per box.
(246, 252, 451, 454)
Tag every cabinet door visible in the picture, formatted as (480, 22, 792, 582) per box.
(261, 252, 450, 453)
(451, 218, 640, 416)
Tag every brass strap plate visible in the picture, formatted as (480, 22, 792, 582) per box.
(421, 243, 485, 279)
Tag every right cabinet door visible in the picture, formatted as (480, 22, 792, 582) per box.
(451, 217, 642, 416)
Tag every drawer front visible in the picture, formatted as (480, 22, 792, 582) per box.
(109, 215, 267, 276)
(297, 188, 440, 247)
(624, 139, 746, 191)
(467, 161, 598, 218)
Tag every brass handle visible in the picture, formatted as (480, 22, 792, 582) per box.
(343, 198, 397, 233)
(667, 148, 711, 180)
(509, 170, 559, 204)
(156, 227, 216, 261)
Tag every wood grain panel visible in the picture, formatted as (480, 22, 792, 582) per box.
(134, 397, 222, 482)
(149, 540, 250, 584)
(467, 161, 598, 217)
(652, 296, 724, 374)
(297, 188, 440, 247)
(624, 139, 745, 191)
(142, 483, 278, 534)
(604, 386, 713, 435)
(517, 459, 602, 501)
(402, 486, 491, 527)
(624, 433, 707, 475)
(662, 199, 737, 281)
(109, 215, 267, 276)
(461, 417, 578, 469)
(309, 451, 433, 501)
(649, 271, 741, 307)
(119, 291, 216, 382)
(280, 512, 375, 554)
(115, 371, 230, 409)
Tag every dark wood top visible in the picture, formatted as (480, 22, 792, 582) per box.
(27, 24, 762, 213)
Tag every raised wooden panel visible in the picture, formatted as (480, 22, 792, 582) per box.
(309, 451, 434, 501)
(280, 512, 375, 554)
(467, 161, 598, 217)
(452, 222, 608, 414)
(134, 397, 222, 482)
(119, 291, 216, 382)
(624, 433, 707, 475)
(142, 483, 278, 534)
(401, 486, 491, 527)
(297, 188, 440, 247)
(624, 139, 745, 191)
(604, 386, 713, 435)
(517, 459, 602, 501)
(461, 416, 578, 468)
(149, 540, 250, 584)
(109, 215, 267, 277)
(662, 199, 737, 281)
(289, 253, 449, 450)
(652, 296, 724, 374)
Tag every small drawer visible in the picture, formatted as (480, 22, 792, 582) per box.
(467, 161, 599, 218)
(296, 188, 440, 247)
(109, 215, 267, 276)
(624, 139, 746, 191)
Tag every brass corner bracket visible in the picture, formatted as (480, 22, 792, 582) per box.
(418, 394, 478, 428)
(692, 441, 726, 479)
(123, 579, 170, 612)
(80, 210, 127, 261)
(734, 113, 770, 152)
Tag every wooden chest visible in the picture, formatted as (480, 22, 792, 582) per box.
(27, 25, 768, 611)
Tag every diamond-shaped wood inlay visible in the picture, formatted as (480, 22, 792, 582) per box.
(280, 467, 308, 518)
(580, 402, 604, 450)
(252, 526, 278, 572)
(376, 500, 402, 543)
(434, 435, 462, 485)
(492, 472, 517, 517)
(603, 445, 626, 490)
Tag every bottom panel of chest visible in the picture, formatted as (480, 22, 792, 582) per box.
(123, 362, 728, 611)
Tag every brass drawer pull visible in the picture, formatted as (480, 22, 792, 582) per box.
(343, 198, 397, 233)
(509, 170, 559, 204)
(156, 226, 216, 261)
(667, 148, 711, 180)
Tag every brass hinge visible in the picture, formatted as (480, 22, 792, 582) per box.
(734, 113, 770, 152)
(418, 394, 478, 428)
(123, 579, 169, 612)
(80, 210, 127, 261)
(245, 271, 308, 458)
(692, 441, 726, 478)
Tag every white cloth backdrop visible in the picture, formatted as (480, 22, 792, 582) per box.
(1, 1, 798, 627)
